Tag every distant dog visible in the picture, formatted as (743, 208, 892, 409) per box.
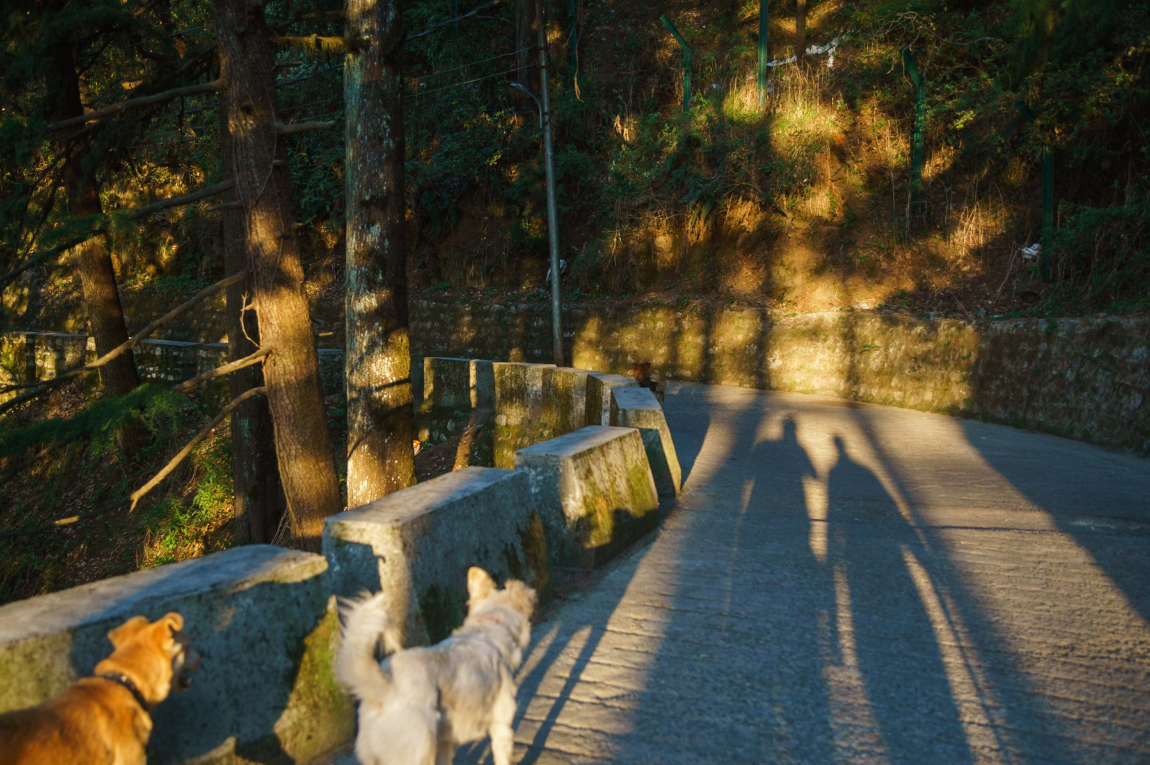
(632, 361, 666, 404)
(337, 567, 537, 765)
(0, 612, 198, 765)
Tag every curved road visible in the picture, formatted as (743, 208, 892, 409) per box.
(465, 383, 1150, 765)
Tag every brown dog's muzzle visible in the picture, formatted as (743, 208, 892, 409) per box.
(172, 629, 201, 691)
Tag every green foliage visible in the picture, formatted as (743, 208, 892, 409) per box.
(0, 384, 185, 461)
(141, 426, 233, 568)
(1052, 193, 1150, 312)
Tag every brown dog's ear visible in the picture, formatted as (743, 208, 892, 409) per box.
(467, 567, 496, 604)
(107, 616, 150, 648)
(159, 612, 184, 634)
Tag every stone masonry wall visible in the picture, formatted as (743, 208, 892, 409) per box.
(410, 300, 1150, 454)
(6, 301, 1147, 453)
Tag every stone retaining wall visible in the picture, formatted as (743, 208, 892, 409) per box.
(410, 301, 1150, 454)
(8, 298, 1146, 453)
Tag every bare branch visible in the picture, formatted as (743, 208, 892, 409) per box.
(205, 201, 243, 212)
(46, 80, 221, 133)
(0, 229, 102, 293)
(0, 271, 250, 416)
(172, 348, 270, 393)
(276, 120, 337, 135)
(127, 179, 235, 220)
(0, 496, 130, 538)
(129, 386, 267, 510)
(0, 180, 236, 294)
(0, 387, 267, 537)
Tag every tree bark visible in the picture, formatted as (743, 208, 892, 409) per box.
(214, 0, 342, 550)
(344, 0, 416, 507)
(795, 0, 807, 65)
(53, 42, 141, 402)
(219, 107, 285, 545)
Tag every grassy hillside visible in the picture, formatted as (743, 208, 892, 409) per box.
(3, 0, 1147, 339)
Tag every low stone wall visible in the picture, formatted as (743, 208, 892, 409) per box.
(9, 302, 1148, 453)
(411, 301, 1150, 454)
(0, 545, 352, 765)
(323, 467, 550, 646)
(611, 387, 682, 499)
(516, 426, 659, 568)
(0, 332, 345, 408)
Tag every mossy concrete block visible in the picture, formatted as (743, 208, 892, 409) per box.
(586, 373, 639, 426)
(515, 426, 659, 568)
(423, 357, 473, 410)
(423, 357, 495, 412)
(609, 387, 682, 500)
(541, 367, 595, 435)
(322, 467, 550, 647)
(493, 362, 555, 468)
(0, 545, 351, 765)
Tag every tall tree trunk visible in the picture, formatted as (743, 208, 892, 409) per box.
(219, 112, 285, 545)
(214, 0, 342, 550)
(53, 42, 141, 401)
(344, 0, 416, 506)
(515, 0, 537, 92)
(795, 0, 807, 65)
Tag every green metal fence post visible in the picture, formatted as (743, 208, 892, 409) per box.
(758, 0, 768, 108)
(1042, 145, 1054, 280)
(660, 15, 692, 113)
(1017, 101, 1055, 281)
(901, 48, 925, 208)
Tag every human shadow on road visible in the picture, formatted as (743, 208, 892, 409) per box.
(607, 411, 838, 763)
(823, 434, 974, 765)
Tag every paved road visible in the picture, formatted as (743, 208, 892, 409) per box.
(463, 383, 1150, 765)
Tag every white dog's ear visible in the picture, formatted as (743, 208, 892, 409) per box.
(467, 567, 496, 603)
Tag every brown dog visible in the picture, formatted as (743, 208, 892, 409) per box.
(0, 612, 197, 765)
(632, 361, 666, 404)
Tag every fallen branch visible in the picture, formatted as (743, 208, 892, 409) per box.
(276, 120, 337, 135)
(172, 348, 270, 393)
(129, 386, 267, 510)
(205, 201, 243, 212)
(46, 80, 221, 133)
(0, 271, 249, 416)
(0, 387, 266, 537)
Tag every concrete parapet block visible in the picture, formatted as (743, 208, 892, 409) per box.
(422, 357, 472, 410)
(322, 467, 550, 647)
(0, 545, 351, 765)
(541, 367, 595, 435)
(610, 387, 682, 499)
(586, 373, 639, 426)
(493, 362, 555, 468)
(515, 426, 659, 568)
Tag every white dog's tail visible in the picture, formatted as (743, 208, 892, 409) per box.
(336, 591, 402, 704)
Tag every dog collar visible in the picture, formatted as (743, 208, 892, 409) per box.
(97, 672, 150, 711)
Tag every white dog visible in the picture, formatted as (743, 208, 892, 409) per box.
(337, 567, 537, 765)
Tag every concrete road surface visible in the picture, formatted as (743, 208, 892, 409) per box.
(457, 383, 1150, 765)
